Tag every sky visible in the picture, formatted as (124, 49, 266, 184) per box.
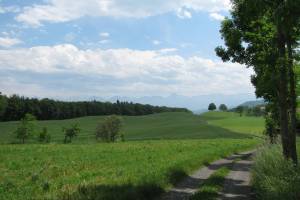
(0, 0, 255, 101)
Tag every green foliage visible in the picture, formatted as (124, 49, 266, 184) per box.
(39, 127, 51, 143)
(0, 92, 7, 120)
(190, 167, 230, 200)
(0, 139, 258, 200)
(264, 116, 279, 144)
(216, 0, 300, 162)
(252, 144, 300, 200)
(240, 105, 266, 117)
(63, 124, 80, 143)
(295, 64, 300, 96)
(208, 103, 217, 111)
(218, 104, 228, 111)
(96, 115, 123, 142)
(14, 113, 36, 144)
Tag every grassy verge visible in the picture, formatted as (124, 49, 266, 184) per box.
(0, 139, 258, 200)
(252, 143, 300, 200)
(190, 167, 230, 200)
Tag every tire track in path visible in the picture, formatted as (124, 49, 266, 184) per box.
(160, 151, 255, 200)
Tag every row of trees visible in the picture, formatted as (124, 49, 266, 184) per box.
(0, 93, 189, 121)
(208, 103, 228, 111)
(14, 113, 124, 144)
(231, 105, 265, 117)
(216, 0, 300, 164)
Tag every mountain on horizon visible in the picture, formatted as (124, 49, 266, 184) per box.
(94, 93, 258, 111)
(238, 100, 265, 108)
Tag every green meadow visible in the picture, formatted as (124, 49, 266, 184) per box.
(0, 112, 261, 144)
(201, 112, 265, 136)
(0, 111, 264, 199)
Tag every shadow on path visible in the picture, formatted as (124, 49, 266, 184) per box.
(160, 151, 255, 200)
(218, 153, 255, 200)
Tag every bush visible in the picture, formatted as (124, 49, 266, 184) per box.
(14, 113, 37, 144)
(96, 115, 123, 142)
(39, 127, 51, 143)
(63, 124, 80, 143)
(252, 144, 300, 200)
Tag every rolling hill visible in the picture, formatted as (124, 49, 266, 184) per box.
(0, 112, 260, 144)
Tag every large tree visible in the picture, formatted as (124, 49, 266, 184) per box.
(216, 0, 300, 164)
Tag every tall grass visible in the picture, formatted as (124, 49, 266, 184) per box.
(0, 139, 258, 200)
(252, 144, 300, 200)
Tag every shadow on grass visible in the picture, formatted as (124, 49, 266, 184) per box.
(60, 183, 164, 200)
(167, 168, 188, 186)
(61, 168, 189, 200)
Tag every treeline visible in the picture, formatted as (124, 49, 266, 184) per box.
(0, 94, 189, 121)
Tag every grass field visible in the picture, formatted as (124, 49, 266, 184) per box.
(0, 139, 258, 200)
(0, 112, 262, 144)
(201, 112, 265, 136)
(0, 111, 264, 199)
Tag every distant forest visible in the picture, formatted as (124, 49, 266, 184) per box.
(0, 94, 189, 121)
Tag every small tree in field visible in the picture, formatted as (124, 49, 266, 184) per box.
(219, 104, 228, 111)
(208, 103, 217, 111)
(235, 106, 244, 117)
(96, 115, 123, 142)
(14, 113, 36, 144)
(39, 127, 51, 143)
(63, 124, 80, 143)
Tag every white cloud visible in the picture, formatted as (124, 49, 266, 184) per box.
(0, 37, 22, 48)
(176, 7, 192, 19)
(0, 5, 20, 14)
(209, 12, 225, 21)
(16, 0, 231, 26)
(152, 40, 161, 45)
(0, 44, 253, 96)
(99, 39, 110, 44)
(100, 32, 110, 37)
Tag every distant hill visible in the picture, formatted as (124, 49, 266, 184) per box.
(239, 100, 265, 108)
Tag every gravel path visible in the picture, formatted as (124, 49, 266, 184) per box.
(160, 151, 255, 200)
(218, 152, 255, 200)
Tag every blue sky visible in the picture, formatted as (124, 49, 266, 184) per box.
(0, 0, 255, 100)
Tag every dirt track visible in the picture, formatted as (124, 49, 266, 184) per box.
(160, 151, 255, 200)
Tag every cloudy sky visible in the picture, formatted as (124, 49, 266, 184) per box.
(0, 0, 255, 100)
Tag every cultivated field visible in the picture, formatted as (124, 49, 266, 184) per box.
(0, 111, 263, 200)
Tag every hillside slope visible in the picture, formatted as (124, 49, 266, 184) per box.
(200, 112, 264, 136)
(0, 112, 256, 143)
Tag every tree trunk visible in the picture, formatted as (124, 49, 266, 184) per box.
(287, 39, 298, 165)
(278, 29, 291, 160)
